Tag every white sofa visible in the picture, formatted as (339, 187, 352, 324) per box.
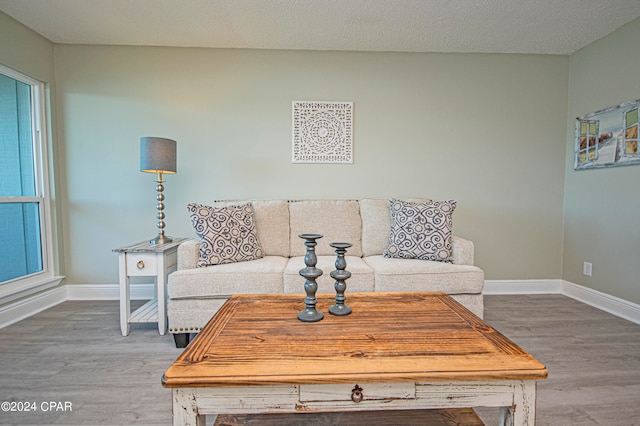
(167, 199, 484, 347)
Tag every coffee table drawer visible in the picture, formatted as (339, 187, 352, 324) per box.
(300, 382, 415, 403)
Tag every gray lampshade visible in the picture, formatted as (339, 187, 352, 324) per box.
(140, 137, 177, 174)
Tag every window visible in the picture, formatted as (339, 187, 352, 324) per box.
(624, 107, 638, 157)
(577, 119, 599, 166)
(0, 65, 60, 299)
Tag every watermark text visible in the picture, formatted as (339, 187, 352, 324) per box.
(1, 401, 72, 413)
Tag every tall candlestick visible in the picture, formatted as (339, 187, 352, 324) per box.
(297, 234, 324, 322)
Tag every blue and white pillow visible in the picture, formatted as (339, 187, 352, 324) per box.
(187, 202, 264, 267)
(384, 199, 456, 263)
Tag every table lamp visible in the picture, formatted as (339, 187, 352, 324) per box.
(140, 136, 177, 245)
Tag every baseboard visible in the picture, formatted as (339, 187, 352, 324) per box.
(2, 280, 639, 329)
(485, 279, 640, 325)
(560, 280, 640, 325)
(66, 283, 155, 300)
(0, 283, 154, 329)
(0, 285, 67, 329)
(483, 279, 562, 295)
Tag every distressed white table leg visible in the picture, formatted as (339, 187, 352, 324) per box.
(499, 380, 537, 426)
(173, 388, 205, 426)
(118, 253, 130, 336)
(157, 254, 167, 335)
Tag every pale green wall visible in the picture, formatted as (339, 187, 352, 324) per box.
(564, 17, 640, 304)
(0, 12, 64, 280)
(3, 9, 638, 307)
(0, 12, 54, 82)
(54, 45, 568, 284)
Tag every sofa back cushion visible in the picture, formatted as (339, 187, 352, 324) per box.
(212, 200, 290, 257)
(360, 199, 391, 257)
(288, 200, 363, 257)
(360, 198, 431, 257)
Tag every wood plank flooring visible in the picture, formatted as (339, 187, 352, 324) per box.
(477, 295, 640, 425)
(0, 295, 638, 425)
(213, 408, 484, 425)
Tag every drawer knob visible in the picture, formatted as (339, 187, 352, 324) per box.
(351, 384, 363, 403)
(136, 260, 145, 270)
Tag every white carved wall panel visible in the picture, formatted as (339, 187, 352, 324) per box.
(292, 101, 353, 164)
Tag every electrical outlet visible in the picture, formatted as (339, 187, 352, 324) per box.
(583, 262, 592, 277)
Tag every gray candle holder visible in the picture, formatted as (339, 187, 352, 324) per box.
(329, 242, 352, 316)
(298, 234, 324, 322)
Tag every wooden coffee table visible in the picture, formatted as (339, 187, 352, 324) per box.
(162, 292, 547, 425)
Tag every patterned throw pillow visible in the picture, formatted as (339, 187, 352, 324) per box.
(383, 199, 456, 263)
(187, 203, 264, 267)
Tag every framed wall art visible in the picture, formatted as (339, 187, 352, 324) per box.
(292, 101, 353, 164)
(575, 98, 640, 170)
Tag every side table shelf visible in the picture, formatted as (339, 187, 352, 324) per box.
(130, 299, 159, 323)
(113, 238, 187, 336)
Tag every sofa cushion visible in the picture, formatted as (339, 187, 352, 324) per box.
(360, 198, 430, 257)
(359, 198, 391, 258)
(211, 200, 290, 257)
(168, 256, 287, 298)
(187, 203, 264, 266)
(364, 255, 484, 294)
(289, 200, 363, 257)
(283, 255, 374, 294)
(384, 199, 456, 263)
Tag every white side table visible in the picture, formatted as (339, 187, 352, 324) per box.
(113, 238, 186, 336)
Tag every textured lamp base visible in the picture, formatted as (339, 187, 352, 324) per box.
(149, 174, 171, 246)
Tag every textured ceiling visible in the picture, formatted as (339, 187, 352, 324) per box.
(1, 0, 639, 54)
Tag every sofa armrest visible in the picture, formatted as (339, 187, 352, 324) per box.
(452, 236, 474, 266)
(177, 239, 201, 270)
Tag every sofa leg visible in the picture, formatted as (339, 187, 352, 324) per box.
(173, 333, 190, 348)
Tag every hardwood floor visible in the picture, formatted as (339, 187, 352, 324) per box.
(478, 295, 640, 425)
(0, 300, 181, 425)
(0, 295, 638, 425)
